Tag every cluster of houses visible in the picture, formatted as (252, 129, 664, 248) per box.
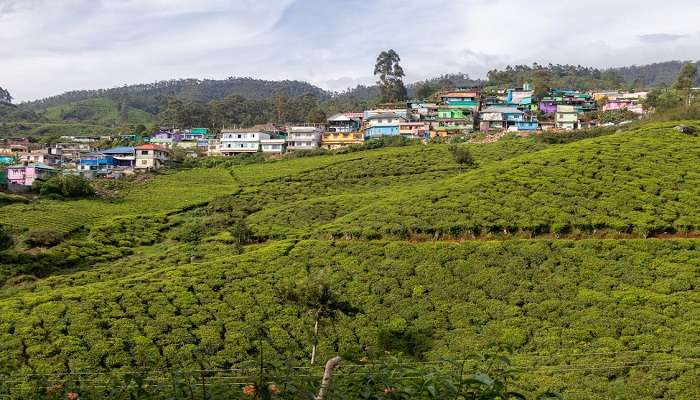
(0, 137, 171, 191)
(0, 87, 647, 191)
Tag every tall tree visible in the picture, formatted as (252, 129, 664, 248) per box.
(284, 272, 358, 365)
(373, 49, 407, 103)
(0, 86, 13, 105)
(673, 62, 697, 106)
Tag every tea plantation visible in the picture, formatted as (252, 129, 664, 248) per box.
(0, 123, 699, 399)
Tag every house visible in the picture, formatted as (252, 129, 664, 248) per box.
(220, 129, 270, 155)
(479, 106, 537, 131)
(327, 113, 362, 133)
(407, 101, 439, 121)
(435, 107, 474, 135)
(261, 138, 287, 154)
(48, 142, 94, 165)
(440, 90, 480, 110)
(77, 151, 113, 173)
(6, 163, 56, 188)
(182, 128, 210, 141)
(363, 108, 408, 120)
(78, 146, 135, 173)
(150, 131, 181, 147)
(506, 88, 536, 111)
(364, 113, 406, 138)
(601, 92, 647, 114)
(207, 138, 222, 156)
(102, 147, 136, 168)
(321, 132, 364, 149)
(540, 89, 597, 114)
(20, 150, 60, 166)
(135, 144, 170, 170)
(399, 122, 430, 139)
(287, 126, 322, 150)
(555, 105, 579, 130)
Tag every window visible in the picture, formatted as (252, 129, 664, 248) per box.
(141, 150, 149, 155)
(237, 134, 242, 139)
(141, 160, 147, 165)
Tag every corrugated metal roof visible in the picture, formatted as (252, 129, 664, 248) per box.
(102, 147, 135, 154)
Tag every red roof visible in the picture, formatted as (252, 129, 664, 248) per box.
(135, 144, 170, 152)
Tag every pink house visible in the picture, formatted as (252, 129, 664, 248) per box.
(602, 100, 645, 114)
(7, 164, 56, 186)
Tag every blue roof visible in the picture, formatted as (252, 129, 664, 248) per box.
(102, 147, 134, 155)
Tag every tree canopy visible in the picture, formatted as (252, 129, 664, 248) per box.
(374, 49, 408, 102)
(0, 86, 12, 105)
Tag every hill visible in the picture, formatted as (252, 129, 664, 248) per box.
(611, 60, 700, 88)
(26, 77, 329, 110)
(39, 97, 155, 126)
(0, 122, 699, 399)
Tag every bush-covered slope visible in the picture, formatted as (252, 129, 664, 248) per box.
(1, 123, 700, 399)
(319, 130, 700, 239)
(39, 97, 155, 125)
(0, 239, 698, 399)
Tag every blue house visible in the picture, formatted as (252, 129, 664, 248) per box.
(364, 113, 406, 138)
(516, 121, 539, 131)
(78, 146, 135, 173)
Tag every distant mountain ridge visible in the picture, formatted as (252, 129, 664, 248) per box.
(611, 60, 700, 87)
(25, 77, 330, 113)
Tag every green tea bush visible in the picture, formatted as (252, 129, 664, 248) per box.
(0, 240, 697, 398)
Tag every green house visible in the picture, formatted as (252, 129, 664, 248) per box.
(190, 128, 210, 135)
(437, 108, 472, 120)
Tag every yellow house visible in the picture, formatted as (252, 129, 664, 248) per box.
(135, 144, 170, 170)
(320, 132, 364, 149)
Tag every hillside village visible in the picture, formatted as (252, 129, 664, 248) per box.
(0, 87, 647, 192)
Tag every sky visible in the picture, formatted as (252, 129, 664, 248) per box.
(1, 0, 700, 102)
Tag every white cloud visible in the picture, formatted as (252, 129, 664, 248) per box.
(1, 0, 699, 101)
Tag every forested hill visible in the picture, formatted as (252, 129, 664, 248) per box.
(611, 60, 700, 87)
(25, 77, 330, 112)
(18, 60, 700, 111)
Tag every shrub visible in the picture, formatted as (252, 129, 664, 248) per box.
(448, 145, 476, 165)
(0, 225, 13, 251)
(34, 174, 95, 199)
(24, 229, 64, 248)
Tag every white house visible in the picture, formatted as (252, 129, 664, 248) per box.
(220, 129, 270, 155)
(555, 105, 579, 130)
(286, 126, 322, 150)
(260, 138, 286, 154)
